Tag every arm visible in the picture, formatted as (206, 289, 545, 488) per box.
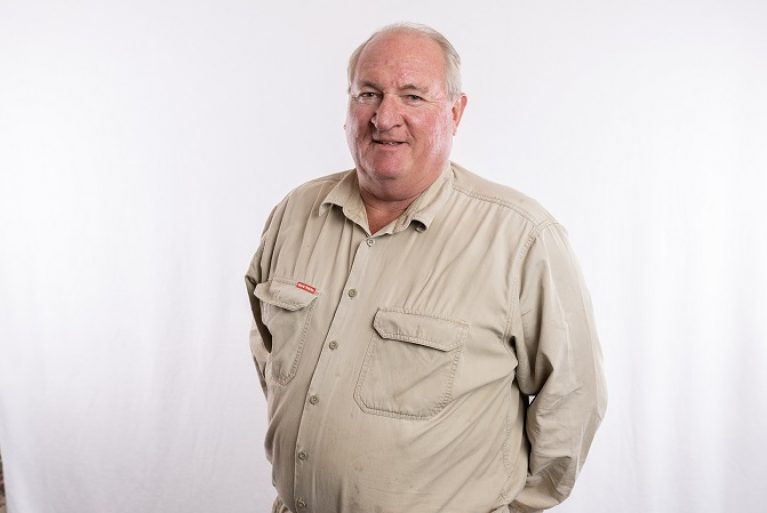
(244, 203, 283, 396)
(246, 251, 270, 395)
(510, 222, 607, 512)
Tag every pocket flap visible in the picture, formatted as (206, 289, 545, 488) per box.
(254, 280, 318, 311)
(373, 309, 468, 351)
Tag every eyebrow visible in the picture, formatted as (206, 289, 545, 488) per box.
(400, 83, 429, 94)
(357, 80, 382, 91)
(356, 80, 430, 94)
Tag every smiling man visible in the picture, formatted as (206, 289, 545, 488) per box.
(246, 23, 606, 513)
(344, 29, 466, 234)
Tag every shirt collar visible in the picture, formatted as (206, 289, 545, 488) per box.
(319, 163, 454, 234)
(318, 170, 368, 229)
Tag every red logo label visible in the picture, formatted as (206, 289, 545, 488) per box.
(296, 282, 317, 294)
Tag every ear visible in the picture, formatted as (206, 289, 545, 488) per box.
(451, 94, 468, 135)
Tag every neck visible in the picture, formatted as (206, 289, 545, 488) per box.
(356, 163, 448, 234)
(359, 188, 415, 234)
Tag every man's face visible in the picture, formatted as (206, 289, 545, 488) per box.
(345, 31, 467, 200)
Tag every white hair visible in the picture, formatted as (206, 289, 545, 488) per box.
(347, 23, 463, 99)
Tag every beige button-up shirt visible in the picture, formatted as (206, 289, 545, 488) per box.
(246, 163, 606, 513)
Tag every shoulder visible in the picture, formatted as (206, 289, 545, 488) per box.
(283, 169, 351, 203)
(265, 169, 353, 216)
(449, 162, 556, 229)
(260, 169, 353, 233)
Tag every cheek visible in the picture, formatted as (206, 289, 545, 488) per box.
(347, 105, 372, 129)
(345, 110, 372, 155)
(345, 111, 360, 134)
(419, 112, 454, 152)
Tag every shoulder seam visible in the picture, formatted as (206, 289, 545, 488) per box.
(284, 173, 348, 202)
(452, 183, 554, 229)
(501, 220, 561, 343)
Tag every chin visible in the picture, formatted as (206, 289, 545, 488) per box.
(365, 157, 409, 179)
(368, 166, 408, 181)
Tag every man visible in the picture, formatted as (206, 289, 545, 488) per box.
(246, 23, 606, 513)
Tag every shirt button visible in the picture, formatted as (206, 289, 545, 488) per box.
(308, 394, 319, 405)
(348, 288, 357, 298)
(328, 340, 338, 350)
(366, 238, 375, 246)
(415, 224, 426, 232)
(297, 451, 308, 461)
(296, 498, 307, 510)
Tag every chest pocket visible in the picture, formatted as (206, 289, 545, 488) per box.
(354, 309, 468, 420)
(254, 280, 319, 386)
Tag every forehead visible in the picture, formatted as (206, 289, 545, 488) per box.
(353, 31, 447, 91)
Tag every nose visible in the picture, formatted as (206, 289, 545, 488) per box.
(371, 94, 402, 131)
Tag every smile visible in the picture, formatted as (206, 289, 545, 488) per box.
(373, 140, 406, 146)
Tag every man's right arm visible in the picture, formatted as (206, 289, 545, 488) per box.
(245, 202, 284, 395)
(246, 262, 270, 395)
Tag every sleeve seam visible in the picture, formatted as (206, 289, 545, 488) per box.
(502, 220, 560, 342)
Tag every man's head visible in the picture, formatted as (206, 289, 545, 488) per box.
(347, 24, 464, 101)
(344, 24, 468, 203)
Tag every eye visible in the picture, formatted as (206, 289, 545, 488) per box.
(355, 91, 381, 104)
(402, 94, 426, 105)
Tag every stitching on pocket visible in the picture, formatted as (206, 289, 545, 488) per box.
(254, 279, 319, 386)
(272, 299, 316, 385)
(355, 309, 468, 420)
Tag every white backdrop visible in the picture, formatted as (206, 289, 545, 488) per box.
(1, 1, 766, 512)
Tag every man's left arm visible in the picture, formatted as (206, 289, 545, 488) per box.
(510, 222, 608, 513)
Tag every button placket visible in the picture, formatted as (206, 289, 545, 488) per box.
(346, 236, 377, 300)
(291, 234, 375, 510)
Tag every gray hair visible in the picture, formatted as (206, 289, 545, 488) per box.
(347, 23, 463, 100)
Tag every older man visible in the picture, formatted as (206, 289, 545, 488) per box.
(246, 23, 606, 513)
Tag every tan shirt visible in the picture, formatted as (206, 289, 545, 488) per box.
(245, 163, 606, 513)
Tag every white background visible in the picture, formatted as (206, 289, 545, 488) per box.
(1, 1, 766, 512)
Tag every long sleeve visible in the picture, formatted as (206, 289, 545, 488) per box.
(245, 203, 284, 396)
(510, 223, 607, 513)
(246, 243, 270, 395)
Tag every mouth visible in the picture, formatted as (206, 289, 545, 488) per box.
(373, 139, 406, 146)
